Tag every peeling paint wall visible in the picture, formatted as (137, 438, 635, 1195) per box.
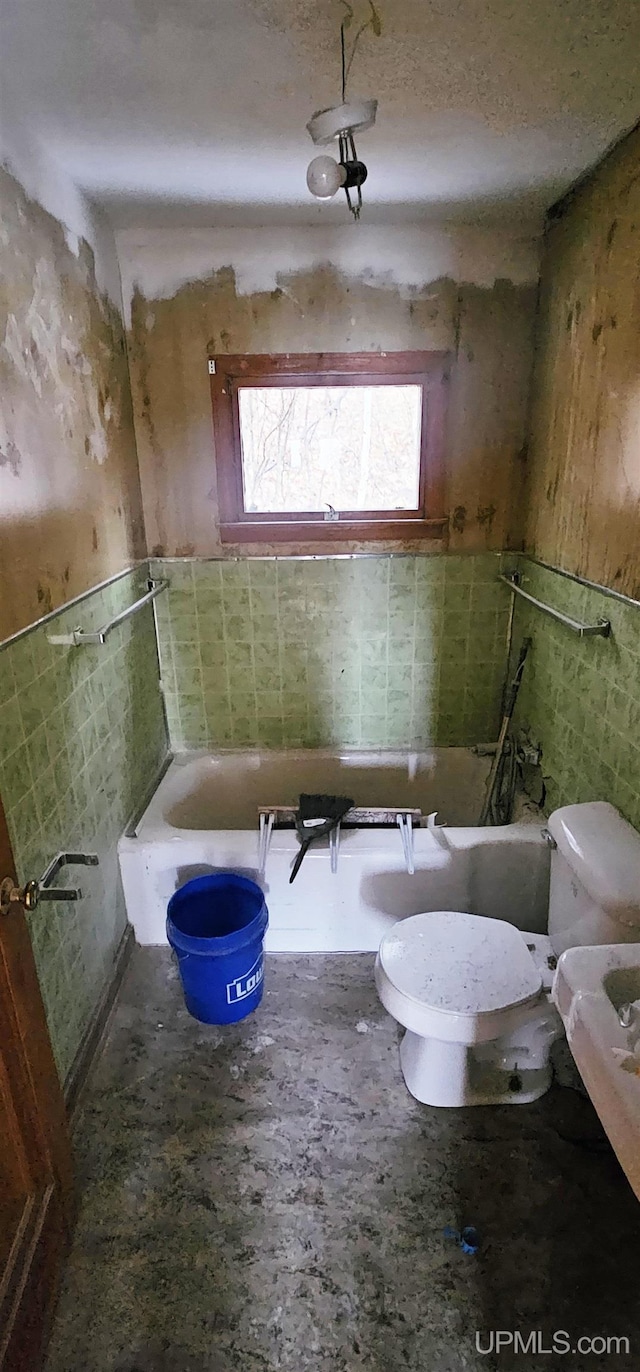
(526, 125, 640, 598)
(122, 227, 539, 557)
(0, 67, 123, 307)
(0, 168, 145, 641)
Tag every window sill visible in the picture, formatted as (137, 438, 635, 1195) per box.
(219, 517, 449, 544)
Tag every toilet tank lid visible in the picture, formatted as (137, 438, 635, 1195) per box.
(548, 802, 640, 926)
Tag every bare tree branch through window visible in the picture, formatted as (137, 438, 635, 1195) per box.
(239, 385, 422, 513)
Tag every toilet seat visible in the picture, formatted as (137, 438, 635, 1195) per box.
(375, 910, 543, 1045)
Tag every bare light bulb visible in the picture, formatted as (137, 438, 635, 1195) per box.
(306, 155, 346, 199)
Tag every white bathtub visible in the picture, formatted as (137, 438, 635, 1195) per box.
(118, 750, 550, 951)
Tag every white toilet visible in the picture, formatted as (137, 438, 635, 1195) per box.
(375, 802, 640, 1107)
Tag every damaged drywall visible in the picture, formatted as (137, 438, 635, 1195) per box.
(0, 166, 145, 641)
(117, 224, 540, 328)
(0, 47, 123, 308)
(1, 255, 120, 465)
(526, 124, 640, 599)
(124, 236, 538, 558)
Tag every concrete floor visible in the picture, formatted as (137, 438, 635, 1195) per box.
(46, 950, 640, 1372)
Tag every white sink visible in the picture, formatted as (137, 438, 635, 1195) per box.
(553, 944, 640, 1200)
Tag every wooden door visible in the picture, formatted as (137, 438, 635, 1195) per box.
(0, 795, 74, 1371)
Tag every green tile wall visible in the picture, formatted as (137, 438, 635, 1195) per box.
(150, 554, 511, 751)
(0, 569, 168, 1084)
(512, 559, 640, 828)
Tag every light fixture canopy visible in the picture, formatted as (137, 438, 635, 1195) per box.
(306, 99, 378, 147)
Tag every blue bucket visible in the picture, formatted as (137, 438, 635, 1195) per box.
(167, 873, 268, 1025)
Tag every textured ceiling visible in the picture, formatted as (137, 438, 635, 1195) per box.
(1, 0, 639, 227)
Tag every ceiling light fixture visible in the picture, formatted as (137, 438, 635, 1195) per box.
(306, 2, 380, 222)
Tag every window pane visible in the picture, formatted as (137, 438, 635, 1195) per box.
(238, 385, 422, 514)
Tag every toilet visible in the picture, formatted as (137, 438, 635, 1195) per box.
(375, 802, 640, 1107)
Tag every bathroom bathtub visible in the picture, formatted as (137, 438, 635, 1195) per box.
(118, 750, 550, 951)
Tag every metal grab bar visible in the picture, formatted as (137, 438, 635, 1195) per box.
(38, 852, 99, 903)
(499, 574, 610, 639)
(48, 579, 168, 647)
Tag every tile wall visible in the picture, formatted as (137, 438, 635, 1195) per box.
(151, 554, 511, 751)
(2, 547, 636, 1083)
(512, 560, 640, 827)
(2, 545, 634, 1091)
(0, 569, 168, 1083)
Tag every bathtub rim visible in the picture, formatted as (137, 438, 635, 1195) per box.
(120, 748, 545, 855)
(123, 745, 499, 840)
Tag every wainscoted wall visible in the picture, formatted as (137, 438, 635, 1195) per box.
(0, 570, 167, 1082)
(525, 124, 640, 600)
(519, 127, 640, 823)
(512, 560, 640, 828)
(151, 554, 511, 751)
(120, 226, 539, 559)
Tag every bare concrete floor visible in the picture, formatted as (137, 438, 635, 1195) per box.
(45, 950, 640, 1372)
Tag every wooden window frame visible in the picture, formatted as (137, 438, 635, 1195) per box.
(209, 351, 450, 544)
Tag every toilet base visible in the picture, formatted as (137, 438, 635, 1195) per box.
(399, 1012, 561, 1107)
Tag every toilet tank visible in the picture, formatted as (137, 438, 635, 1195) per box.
(547, 802, 640, 955)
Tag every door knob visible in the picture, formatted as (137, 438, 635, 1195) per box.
(0, 853, 99, 917)
(0, 877, 40, 915)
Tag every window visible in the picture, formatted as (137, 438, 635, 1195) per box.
(209, 352, 449, 543)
